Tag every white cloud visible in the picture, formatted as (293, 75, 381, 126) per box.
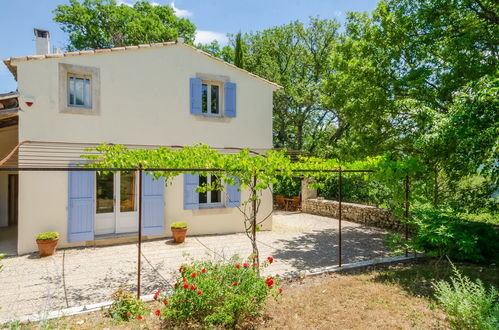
(170, 1, 192, 17)
(195, 30, 228, 45)
(334, 10, 343, 17)
(150, 1, 160, 6)
(116, 0, 133, 7)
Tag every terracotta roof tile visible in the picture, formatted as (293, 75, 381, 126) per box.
(2, 41, 283, 89)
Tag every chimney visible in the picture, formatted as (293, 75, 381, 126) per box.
(33, 28, 50, 55)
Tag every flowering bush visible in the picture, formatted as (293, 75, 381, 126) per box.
(156, 255, 282, 327)
(107, 288, 148, 321)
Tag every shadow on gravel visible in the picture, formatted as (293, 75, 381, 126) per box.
(272, 226, 390, 269)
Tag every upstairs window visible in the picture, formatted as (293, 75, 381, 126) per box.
(190, 77, 236, 117)
(68, 74, 92, 108)
(59, 63, 100, 115)
(201, 82, 221, 115)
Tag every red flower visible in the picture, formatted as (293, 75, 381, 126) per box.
(179, 266, 184, 273)
(243, 263, 249, 268)
(182, 299, 187, 303)
(136, 315, 142, 320)
(163, 299, 168, 305)
(276, 274, 280, 278)
(182, 277, 187, 282)
(174, 283, 179, 287)
(201, 268, 206, 273)
(279, 288, 283, 293)
(183, 283, 189, 289)
(191, 285, 197, 290)
(154, 309, 161, 316)
(153, 289, 161, 300)
(266, 277, 274, 285)
(252, 255, 257, 259)
(197, 290, 202, 295)
(235, 264, 241, 269)
(267, 257, 274, 264)
(252, 263, 258, 268)
(233, 281, 238, 286)
(268, 285, 273, 290)
(191, 272, 197, 278)
(127, 312, 132, 316)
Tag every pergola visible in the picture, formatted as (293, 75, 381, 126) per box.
(0, 140, 410, 297)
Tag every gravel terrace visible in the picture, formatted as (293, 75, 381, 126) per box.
(0, 212, 391, 322)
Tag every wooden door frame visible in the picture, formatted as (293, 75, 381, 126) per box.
(8, 174, 18, 226)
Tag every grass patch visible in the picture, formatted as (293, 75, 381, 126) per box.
(7, 259, 497, 329)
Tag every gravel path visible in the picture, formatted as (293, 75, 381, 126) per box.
(0, 212, 391, 322)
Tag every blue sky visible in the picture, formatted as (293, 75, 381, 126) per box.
(0, 0, 378, 93)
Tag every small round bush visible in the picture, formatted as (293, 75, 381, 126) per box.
(171, 222, 188, 229)
(108, 288, 148, 321)
(156, 255, 282, 328)
(36, 232, 59, 240)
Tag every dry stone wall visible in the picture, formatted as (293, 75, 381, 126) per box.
(302, 198, 402, 231)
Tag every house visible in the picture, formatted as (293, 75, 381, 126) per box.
(0, 36, 281, 255)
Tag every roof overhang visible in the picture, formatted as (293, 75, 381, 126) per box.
(2, 42, 283, 90)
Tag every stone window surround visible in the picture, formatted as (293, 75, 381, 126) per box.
(59, 63, 100, 115)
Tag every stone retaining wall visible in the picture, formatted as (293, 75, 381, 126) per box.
(302, 198, 402, 231)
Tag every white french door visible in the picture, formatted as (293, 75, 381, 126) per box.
(94, 171, 139, 235)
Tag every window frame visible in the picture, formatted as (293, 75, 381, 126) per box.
(198, 174, 225, 209)
(201, 80, 223, 117)
(59, 63, 100, 115)
(67, 73, 92, 109)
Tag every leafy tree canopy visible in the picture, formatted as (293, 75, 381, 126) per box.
(53, 0, 196, 51)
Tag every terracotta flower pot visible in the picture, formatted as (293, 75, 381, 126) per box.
(36, 238, 59, 257)
(171, 227, 187, 243)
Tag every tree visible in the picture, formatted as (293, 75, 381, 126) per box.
(53, 0, 196, 51)
(196, 40, 234, 63)
(234, 32, 244, 68)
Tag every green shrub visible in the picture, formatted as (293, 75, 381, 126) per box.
(36, 232, 59, 240)
(433, 263, 499, 329)
(156, 255, 282, 328)
(386, 208, 499, 263)
(107, 288, 148, 321)
(170, 222, 188, 229)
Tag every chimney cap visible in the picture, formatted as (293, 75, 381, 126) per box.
(34, 28, 50, 38)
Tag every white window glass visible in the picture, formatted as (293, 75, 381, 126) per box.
(68, 75, 91, 108)
(202, 84, 208, 113)
(211, 85, 219, 114)
(201, 82, 221, 115)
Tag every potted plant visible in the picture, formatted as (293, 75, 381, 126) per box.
(36, 232, 60, 257)
(171, 222, 188, 243)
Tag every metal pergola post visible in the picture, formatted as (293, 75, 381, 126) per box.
(137, 164, 143, 298)
(338, 166, 342, 267)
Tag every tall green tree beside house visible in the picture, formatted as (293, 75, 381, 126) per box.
(53, 0, 196, 51)
(234, 32, 244, 69)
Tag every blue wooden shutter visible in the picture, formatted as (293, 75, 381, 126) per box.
(190, 78, 202, 115)
(68, 169, 95, 242)
(183, 173, 199, 210)
(224, 82, 236, 117)
(226, 176, 241, 207)
(142, 173, 165, 236)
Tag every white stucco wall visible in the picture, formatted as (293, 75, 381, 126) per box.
(0, 126, 18, 227)
(13, 44, 276, 254)
(17, 172, 273, 254)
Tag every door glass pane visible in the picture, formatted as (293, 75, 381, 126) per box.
(96, 172, 114, 213)
(211, 85, 219, 114)
(120, 171, 136, 212)
(201, 84, 208, 113)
